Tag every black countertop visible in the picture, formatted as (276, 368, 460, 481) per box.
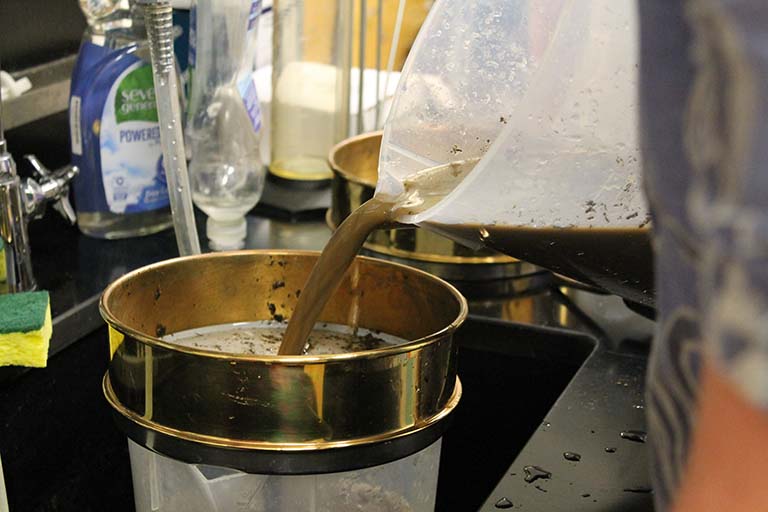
(1, 202, 654, 511)
(479, 334, 653, 511)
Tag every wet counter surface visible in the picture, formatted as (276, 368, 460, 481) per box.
(477, 334, 652, 511)
(0, 198, 653, 511)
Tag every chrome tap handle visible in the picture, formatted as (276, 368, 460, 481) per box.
(22, 155, 79, 225)
(25, 154, 51, 178)
(52, 182, 78, 225)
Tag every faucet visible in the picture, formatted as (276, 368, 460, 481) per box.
(0, 64, 78, 294)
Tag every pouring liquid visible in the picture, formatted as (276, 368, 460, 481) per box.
(278, 160, 475, 355)
(279, 159, 655, 354)
(278, 196, 397, 354)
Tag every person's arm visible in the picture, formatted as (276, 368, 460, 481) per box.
(672, 362, 768, 511)
(638, 0, 768, 508)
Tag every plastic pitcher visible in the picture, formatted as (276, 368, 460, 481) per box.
(378, 0, 654, 307)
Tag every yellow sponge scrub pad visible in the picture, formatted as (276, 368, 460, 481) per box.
(0, 291, 52, 367)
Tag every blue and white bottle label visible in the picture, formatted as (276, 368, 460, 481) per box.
(99, 62, 170, 214)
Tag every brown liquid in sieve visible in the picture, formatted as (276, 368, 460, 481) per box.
(166, 321, 400, 355)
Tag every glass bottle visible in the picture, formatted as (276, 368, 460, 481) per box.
(269, 0, 353, 184)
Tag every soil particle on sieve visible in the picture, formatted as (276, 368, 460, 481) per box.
(261, 333, 282, 344)
(267, 303, 285, 322)
(272, 280, 286, 290)
(154, 287, 161, 301)
(342, 332, 388, 351)
(156, 323, 167, 337)
(450, 144, 463, 154)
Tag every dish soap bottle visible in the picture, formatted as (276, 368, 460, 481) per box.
(185, 0, 265, 250)
(69, 0, 173, 238)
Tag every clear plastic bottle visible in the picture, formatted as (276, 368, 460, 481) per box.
(78, 0, 133, 43)
(186, 0, 265, 250)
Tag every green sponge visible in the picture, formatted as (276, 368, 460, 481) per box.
(0, 291, 52, 367)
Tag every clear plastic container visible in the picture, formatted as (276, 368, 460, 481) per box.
(128, 439, 442, 512)
(378, 0, 653, 306)
(186, 0, 265, 250)
(104, 251, 464, 512)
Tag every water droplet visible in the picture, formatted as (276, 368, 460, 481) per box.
(543, 421, 551, 428)
(523, 465, 552, 483)
(623, 487, 653, 494)
(494, 497, 513, 509)
(563, 452, 581, 462)
(479, 228, 491, 241)
(605, 447, 617, 453)
(633, 404, 644, 409)
(620, 430, 647, 443)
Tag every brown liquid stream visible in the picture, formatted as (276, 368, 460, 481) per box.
(278, 196, 396, 355)
(279, 160, 475, 355)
